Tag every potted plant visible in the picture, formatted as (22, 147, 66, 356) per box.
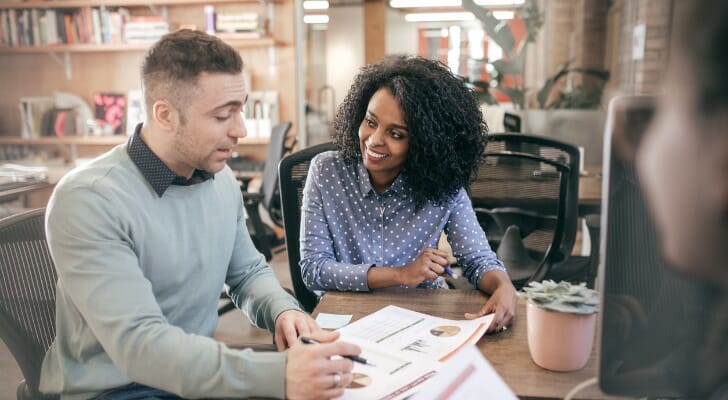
(520, 280, 599, 372)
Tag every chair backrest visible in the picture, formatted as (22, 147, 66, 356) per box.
(503, 112, 522, 133)
(278, 142, 336, 312)
(260, 122, 293, 226)
(471, 134, 580, 272)
(0, 208, 57, 399)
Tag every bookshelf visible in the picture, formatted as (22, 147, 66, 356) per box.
(0, 0, 270, 9)
(0, 136, 270, 146)
(0, 37, 277, 53)
(0, 135, 270, 165)
(0, 0, 296, 164)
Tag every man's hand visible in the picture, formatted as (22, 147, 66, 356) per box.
(285, 330, 361, 400)
(465, 270, 517, 332)
(398, 248, 450, 286)
(274, 309, 318, 351)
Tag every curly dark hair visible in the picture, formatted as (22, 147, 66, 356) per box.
(334, 55, 487, 207)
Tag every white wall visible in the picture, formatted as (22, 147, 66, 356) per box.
(326, 6, 364, 110)
(386, 9, 419, 56)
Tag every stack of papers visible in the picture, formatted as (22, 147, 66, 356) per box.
(0, 163, 48, 185)
(334, 305, 513, 400)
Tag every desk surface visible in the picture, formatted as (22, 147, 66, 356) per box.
(314, 288, 629, 400)
(0, 180, 50, 203)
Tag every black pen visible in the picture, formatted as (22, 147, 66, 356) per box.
(300, 336, 376, 367)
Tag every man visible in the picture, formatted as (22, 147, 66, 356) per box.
(40, 29, 358, 400)
(636, 0, 728, 396)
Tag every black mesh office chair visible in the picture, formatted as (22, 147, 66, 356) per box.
(471, 134, 599, 289)
(0, 208, 59, 400)
(503, 112, 521, 133)
(220, 122, 293, 316)
(242, 121, 293, 261)
(278, 142, 336, 313)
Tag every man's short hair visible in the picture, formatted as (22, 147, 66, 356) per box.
(141, 29, 244, 123)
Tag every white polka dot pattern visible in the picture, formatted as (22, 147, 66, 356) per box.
(299, 151, 505, 292)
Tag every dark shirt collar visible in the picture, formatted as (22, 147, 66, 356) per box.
(127, 123, 213, 197)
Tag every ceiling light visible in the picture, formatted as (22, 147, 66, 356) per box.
(303, 1, 329, 10)
(474, 0, 524, 5)
(492, 10, 514, 19)
(390, 0, 524, 8)
(404, 12, 475, 22)
(390, 0, 461, 7)
(303, 14, 329, 24)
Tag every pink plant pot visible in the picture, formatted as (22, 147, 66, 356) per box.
(526, 301, 597, 372)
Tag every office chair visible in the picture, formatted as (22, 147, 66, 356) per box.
(471, 134, 599, 289)
(218, 122, 294, 316)
(234, 121, 293, 261)
(0, 208, 59, 400)
(503, 112, 521, 133)
(278, 142, 337, 313)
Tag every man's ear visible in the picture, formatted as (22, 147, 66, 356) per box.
(152, 100, 179, 132)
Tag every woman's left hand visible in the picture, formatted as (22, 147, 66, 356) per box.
(464, 273, 517, 333)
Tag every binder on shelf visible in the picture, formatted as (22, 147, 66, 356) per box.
(19, 97, 54, 139)
(243, 91, 278, 138)
(125, 89, 145, 136)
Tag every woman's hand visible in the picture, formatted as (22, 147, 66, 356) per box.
(465, 270, 517, 333)
(397, 247, 450, 287)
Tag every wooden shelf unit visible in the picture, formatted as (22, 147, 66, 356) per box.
(0, 0, 297, 155)
(0, 0, 270, 9)
(0, 37, 277, 53)
(0, 135, 270, 146)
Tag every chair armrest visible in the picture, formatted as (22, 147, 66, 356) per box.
(243, 191, 264, 206)
(237, 176, 254, 192)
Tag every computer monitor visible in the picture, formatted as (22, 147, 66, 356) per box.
(597, 95, 721, 397)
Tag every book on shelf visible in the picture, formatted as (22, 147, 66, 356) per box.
(19, 97, 54, 139)
(214, 30, 263, 40)
(93, 92, 126, 135)
(125, 90, 145, 136)
(216, 12, 259, 33)
(0, 5, 143, 47)
(124, 16, 169, 43)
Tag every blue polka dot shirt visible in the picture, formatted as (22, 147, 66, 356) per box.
(299, 151, 506, 292)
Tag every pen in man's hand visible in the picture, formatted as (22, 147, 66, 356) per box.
(300, 336, 376, 367)
(444, 266, 458, 279)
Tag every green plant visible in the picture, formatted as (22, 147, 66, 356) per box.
(536, 60, 610, 109)
(462, 0, 543, 109)
(519, 280, 599, 314)
(466, 78, 498, 105)
(463, 0, 609, 110)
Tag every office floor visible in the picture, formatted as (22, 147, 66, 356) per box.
(0, 249, 291, 400)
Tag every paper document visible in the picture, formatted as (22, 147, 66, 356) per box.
(315, 312, 352, 329)
(409, 345, 517, 400)
(339, 305, 493, 362)
(336, 305, 494, 400)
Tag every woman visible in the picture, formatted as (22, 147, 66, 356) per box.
(299, 55, 516, 331)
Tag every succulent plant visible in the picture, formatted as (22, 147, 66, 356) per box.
(519, 280, 599, 314)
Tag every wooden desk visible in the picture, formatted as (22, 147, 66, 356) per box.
(314, 288, 627, 400)
(0, 180, 49, 202)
